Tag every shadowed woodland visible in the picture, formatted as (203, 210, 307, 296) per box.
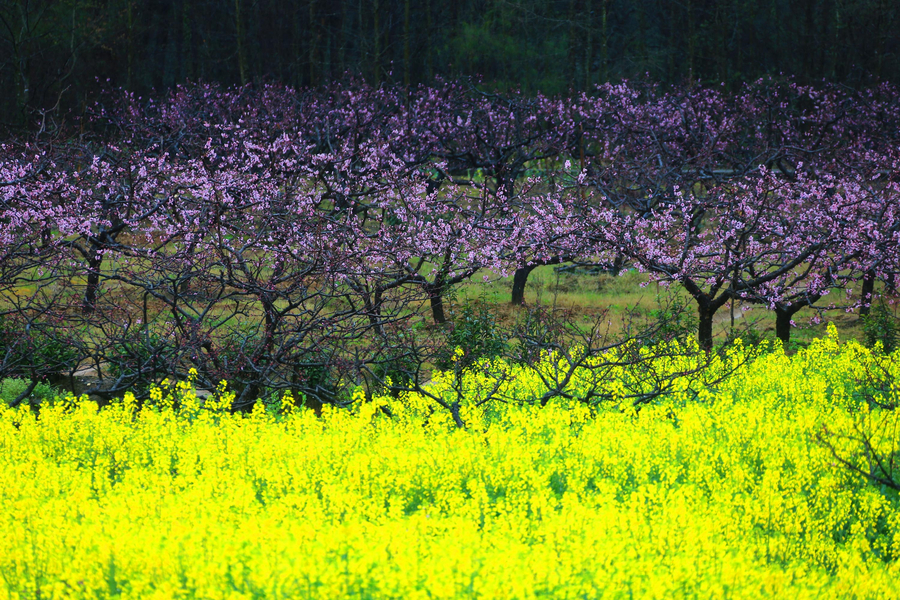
(1, 0, 898, 128)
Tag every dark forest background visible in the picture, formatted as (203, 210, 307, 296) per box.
(2, 0, 898, 128)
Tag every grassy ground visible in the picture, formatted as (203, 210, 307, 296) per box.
(2, 257, 894, 406)
(452, 265, 882, 349)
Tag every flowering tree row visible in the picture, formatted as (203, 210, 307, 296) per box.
(2, 77, 899, 409)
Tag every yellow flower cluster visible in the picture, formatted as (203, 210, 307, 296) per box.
(0, 325, 898, 599)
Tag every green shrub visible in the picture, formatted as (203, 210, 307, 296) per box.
(723, 326, 767, 350)
(0, 378, 60, 406)
(648, 293, 698, 345)
(106, 327, 176, 392)
(0, 314, 81, 375)
(436, 298, 508, 371)
(862, 301, 898, 354)
(510, 304, 566, 366)
(371, 332, 419, 397)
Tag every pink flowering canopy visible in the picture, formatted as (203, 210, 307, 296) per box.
(1, 77, 898, 406)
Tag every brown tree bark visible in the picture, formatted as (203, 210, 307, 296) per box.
(235, 0, 248, 85)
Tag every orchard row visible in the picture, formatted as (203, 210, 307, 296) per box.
(2, 77, 899, 407)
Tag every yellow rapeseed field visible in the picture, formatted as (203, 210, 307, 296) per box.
(0, 324, 898, 599)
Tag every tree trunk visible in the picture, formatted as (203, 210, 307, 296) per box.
(127, 1, 135, 89)
(425, 0, 433, 80)
(82, 247, 103, 315)
(697, 302, 714, 352)
(182, 0, 193, 80)
(774, 307, 793, 346)
(774, 294, 822, 346)
(583, 1, 593, 90)
(427, 283, 447, 324)
(450, 402, 465, 428)
(235, 0, 248, 85)
(610, 253, 625, 276)
(309, 0, 317, 86)
(403, 0, 411, 87)
(687, 0, 695, 79)
(859, 270, 876, 317)
(372, 0, 380, 84)
(600, 0, 608, 81)
(567, 0, 577, 86)
(511, 264, 537, 305)
(261, 296, 278, 354)
(365, 288, 387, 336)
